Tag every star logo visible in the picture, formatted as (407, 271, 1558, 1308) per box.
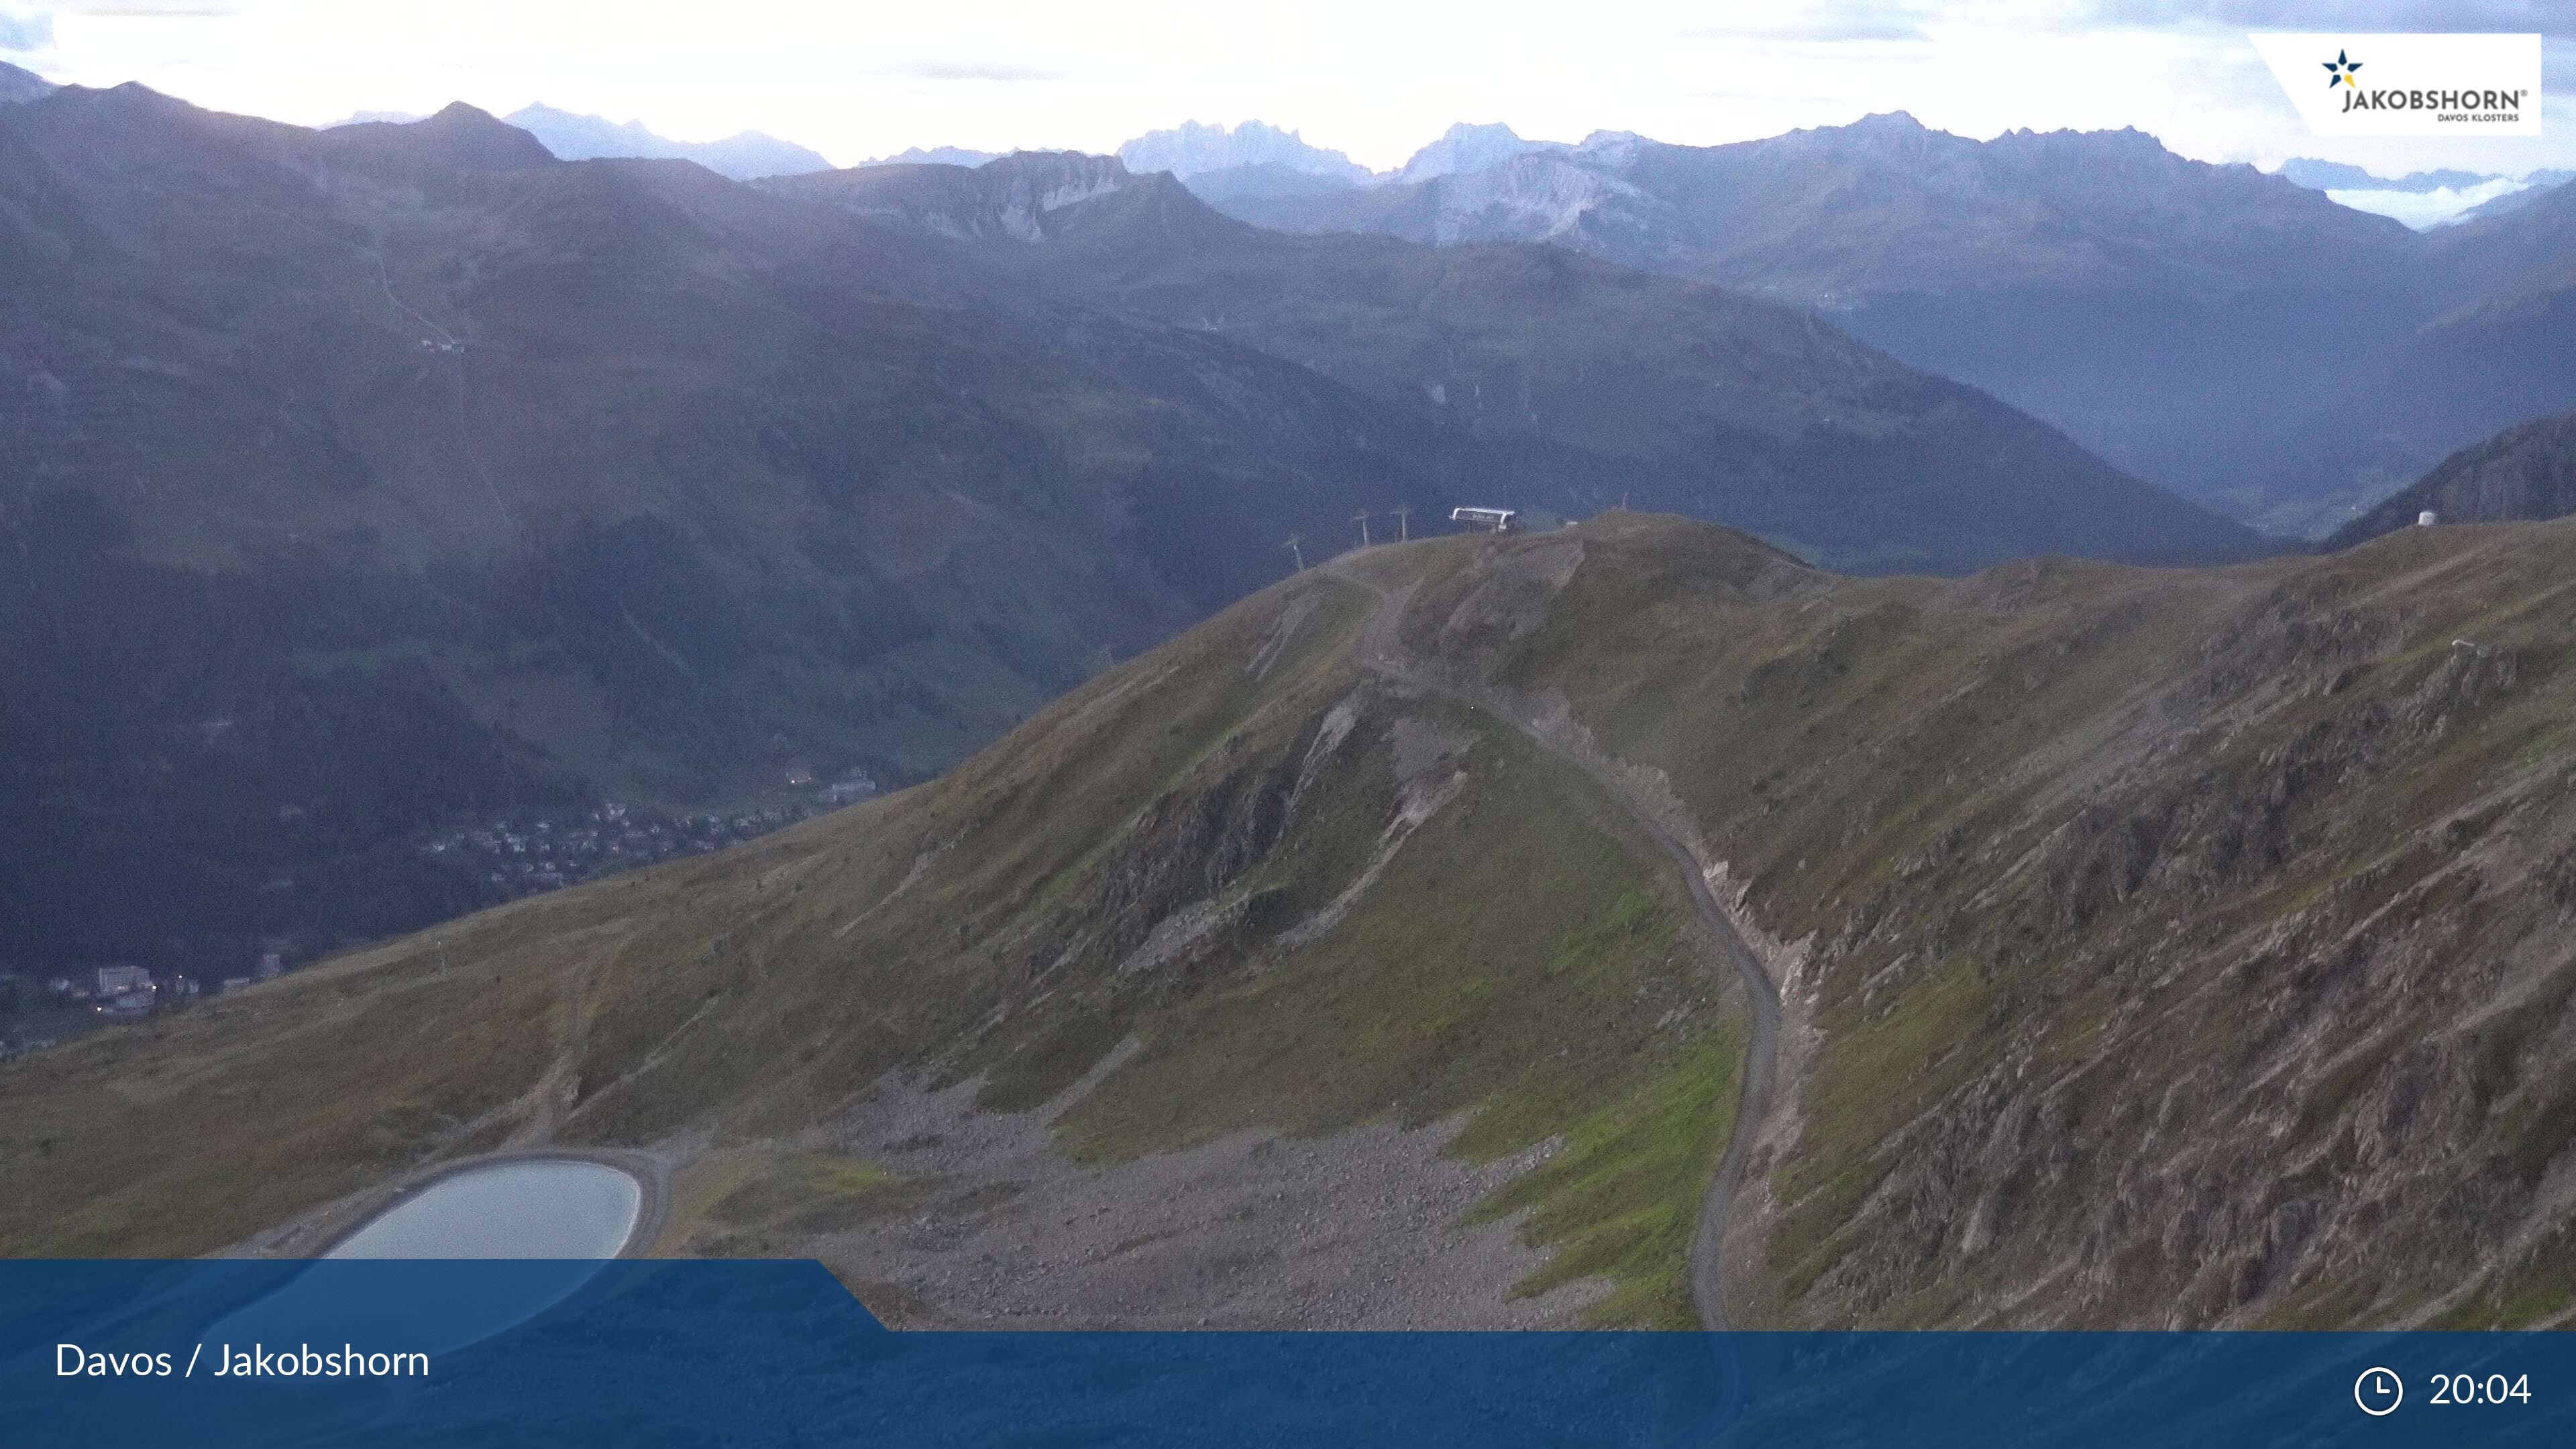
(2322, 49, 2363, 89)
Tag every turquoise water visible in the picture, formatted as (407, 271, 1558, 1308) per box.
(325, 1159, 641, 1259)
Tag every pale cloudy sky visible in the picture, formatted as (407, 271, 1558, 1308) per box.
(1, 0, 2570, 176)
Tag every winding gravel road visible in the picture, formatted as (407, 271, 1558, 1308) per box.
(1329, 557, 1782, 1334)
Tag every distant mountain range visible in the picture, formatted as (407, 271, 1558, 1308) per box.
(859, 144, 999, 169)
(869, 120, 1574, 204)
(777, 150, 2261, 575)
(1182, 111, 2576, 539)
(1117, 119, 1368, 186)
(325, 102, 830, 179)
(1111, 121, 1368, 205)
(2455, 172, 2575, 223)
(1099, 117, 1574, 194)
(2281, 157, 2498, 194)
(0, 85, 2265, 981)
(2275, 156, 2576, 229)
(502, 103, 829, 178)
(1210, 113, 2427, 533)
(932, 117, 2576, 254)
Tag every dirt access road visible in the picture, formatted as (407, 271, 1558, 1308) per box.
(1328, 554, 1782, 1333)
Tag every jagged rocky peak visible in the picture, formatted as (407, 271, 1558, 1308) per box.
(1117, 119, 1373, 183)
(1399, 121, 1565, 182)
(1794, 109, 1964, 157)
(881, 150, 1142, 241)
(1414, 149, 1640, 239)
(1573, 129, 1647, 168)
(761, 148, 1151, 243)
(1843, 108, 1930, 133)
(975, 148, 1134, 203)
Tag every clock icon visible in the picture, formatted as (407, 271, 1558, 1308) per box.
(2356, 1366, 2404, 1416)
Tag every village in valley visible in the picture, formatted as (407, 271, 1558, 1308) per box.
(0, 768, 881, 1061)
(419, 765, 880, 897)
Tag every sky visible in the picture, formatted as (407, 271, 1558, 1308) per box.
(1, 0, 2571, 180)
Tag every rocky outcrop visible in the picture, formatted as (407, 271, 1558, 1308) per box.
(2330, 409, 2576, 547)
(1406, 515, 2576, 1328)
(1742, 551, 2573, 1325)
(792, 150, 1136, 241)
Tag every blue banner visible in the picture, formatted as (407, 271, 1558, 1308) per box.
(5, 1260, 2567, 1446)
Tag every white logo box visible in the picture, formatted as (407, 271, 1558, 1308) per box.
(2251, 32, 2543, 136)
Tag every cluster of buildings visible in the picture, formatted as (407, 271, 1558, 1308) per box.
(418, 769, 881, 900)
(0, 957, 274, 1059)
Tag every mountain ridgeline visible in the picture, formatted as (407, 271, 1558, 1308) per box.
(0, 85, 2262, 979)
(0, 60, 52, 105)
(500, 103, 831, 180)
(323, 102, 833, 179)
(774, 150, 2264, 574)
(8, 513, 2576, 1336)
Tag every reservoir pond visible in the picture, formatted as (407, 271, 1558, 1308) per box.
(326, 1159, 641, 1259)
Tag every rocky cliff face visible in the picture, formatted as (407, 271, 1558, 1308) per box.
(1398, 122, 1562, 183)
(793, 150, 1142, 241)
(2331, 409, 2576, 547)
(1409, 152, 1654, 246)
(1762, 594, 2561, 1326)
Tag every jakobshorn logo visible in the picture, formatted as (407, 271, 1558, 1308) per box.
(2326, 41, 2520, 119)
(2252, 33, 2542, 136)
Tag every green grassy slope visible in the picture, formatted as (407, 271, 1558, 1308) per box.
(0, 549, 1749, 1326)
(12, 513, 2576, 1330)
